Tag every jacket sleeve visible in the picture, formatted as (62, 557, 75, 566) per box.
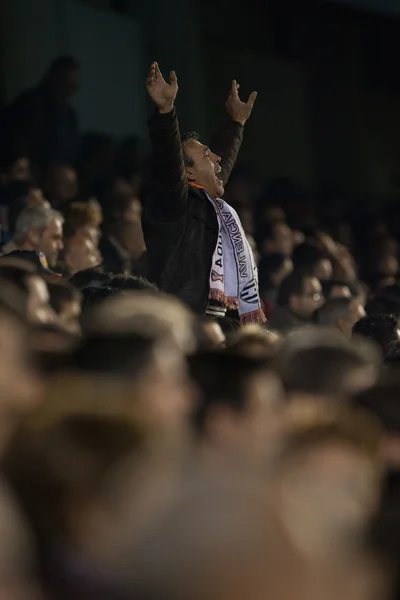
(148, 108, 189, 221)
(209, 121, 244, 186)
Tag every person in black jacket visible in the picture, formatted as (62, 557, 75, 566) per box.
(143, 62, 265, 323)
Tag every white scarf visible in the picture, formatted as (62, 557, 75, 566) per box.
(206, 193, 266, 324)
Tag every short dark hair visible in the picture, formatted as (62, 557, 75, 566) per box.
(109, 275, 158, 293)
(180, 132, 200, 167)
(352, 314, 399, 355)
(68, 268, 111, 290)
(81, 285, 120, 312)
(314, 297, 353, 327)
(365, 285, 400, 319)
(189, 350, 271, 435)
(277, 271, 308, 307)
(46, 279, 81, 315)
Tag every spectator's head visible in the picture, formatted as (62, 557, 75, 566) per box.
(278, 329, 379, 399)
(255, 221, 293, 257)
(46, 279, 82, 335)
(277, 271, 324, 318)
(181, 132, 224, 199)
(293, 243, 333, 281)
(258, 253, 293, 292)
(315, 297, 366, 338)
(44, 164, 78, 207)
(62, 200, 102, 244)
(13, 206, 63, 267)
(81, 285, 120, 313)
(196, 317, 226, 351)
(365, 284, 400, 320)
(321, 279, 353, 300)
(352, 314, 400, 356)
(228, 325, 282, 359)
(43, 56, 80, 101)
(0, 152, 31, 183)
(0, 264, 56, 326)
(190, 351, 283, 462)
(3, 182, 49, 237)
(62, 234, 101, 276)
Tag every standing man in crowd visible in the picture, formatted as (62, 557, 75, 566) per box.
(143, 62, 265, 324)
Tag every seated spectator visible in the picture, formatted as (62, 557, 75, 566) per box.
(352, 314, 400, 357)
(60, 234, 101, 277)
(43, 163, 78, 208)
(268, 271, 324, 334)
(315, 297, 366, 338)
(189, 351, 283, 465)
(258, 253, 293, 317)
(9, 205, 63, 268)
(277, 328, 379, 400)
(0, 263, 56, 326)
(292, 242, 333, 281)
(255, 220, 293, 257)
(46, 279, 82, 335)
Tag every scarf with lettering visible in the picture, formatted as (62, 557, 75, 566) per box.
(205, 192, 266, 324)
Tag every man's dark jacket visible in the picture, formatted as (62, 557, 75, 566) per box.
(142, 108, 243, 315)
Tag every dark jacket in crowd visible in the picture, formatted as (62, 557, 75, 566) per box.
(268, 306, 310, 334)
(142, 109, 243, 315)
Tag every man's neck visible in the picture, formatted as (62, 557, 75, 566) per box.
(18, 241, 36, 252)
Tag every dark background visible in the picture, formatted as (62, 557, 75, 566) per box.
(1, 0, 400, 205)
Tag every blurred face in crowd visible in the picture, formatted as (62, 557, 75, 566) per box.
(265, 223, 293, 257)
(64, 236, 101, 275)
(26, 275, 56, 326)
(8, 157, 31, 183)
(330, 284, 351, 298)
(47, 165, 78, 205)
(337, 299, 366, 338)
(0, 310, 41, 445)
(272, 258, 293, 288)
(77, 225, 101, 247)
(122, 197, 142, 224)
(184, 139, 224, 199)
(290, 277, 324, 318)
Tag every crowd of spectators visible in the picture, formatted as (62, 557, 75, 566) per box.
(0, 56, 400, 600)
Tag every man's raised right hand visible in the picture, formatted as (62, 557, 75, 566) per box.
(146, 62, 178, 114)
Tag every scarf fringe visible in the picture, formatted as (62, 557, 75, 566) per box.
(240, 309, 267, 325)
(226, 296, 239, 310)
(209, 289, 227, 305)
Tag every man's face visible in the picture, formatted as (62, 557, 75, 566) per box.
(26, 276, 56, 326)
(66, 237, 101, 275)
(268, 223, 293, 257)
(291, 277, 324, 318)
(38, 217, 63, 267)
(184, 139, 224, 199)
(9, 158, 31, 182)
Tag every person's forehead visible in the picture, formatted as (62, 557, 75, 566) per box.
(186, 139, 207, 154)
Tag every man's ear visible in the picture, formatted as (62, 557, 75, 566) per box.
(26, 228, 40, 247)
(185, 165, 195, 182)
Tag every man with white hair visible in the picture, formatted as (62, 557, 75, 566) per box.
(11, 205, 64, 268)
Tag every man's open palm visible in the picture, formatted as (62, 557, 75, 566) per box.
(146, 62, 178, 113)
(225, 80, 257, 126)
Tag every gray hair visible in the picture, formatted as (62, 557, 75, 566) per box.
(13, 206, 63, 246)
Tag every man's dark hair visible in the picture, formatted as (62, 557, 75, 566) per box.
(277, 271, 308, 307)
(109, 275, 158, 293)
(258, 253, 287, 292)
(69, 268, 111, 290)
(365, 284, 400, 319)
(67, 331, 157, 378)
(189, 351, 270, 435)
(292, 243, 325, 275)
(180, 132, 200, 167)
(47, 56, 80, 76)
(278, 342, 374, 397)
(46, 279, 81, 315)
(81, 285, 120, 312)
(314, 297, 352, 327)
(352, 314, 399, 356)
